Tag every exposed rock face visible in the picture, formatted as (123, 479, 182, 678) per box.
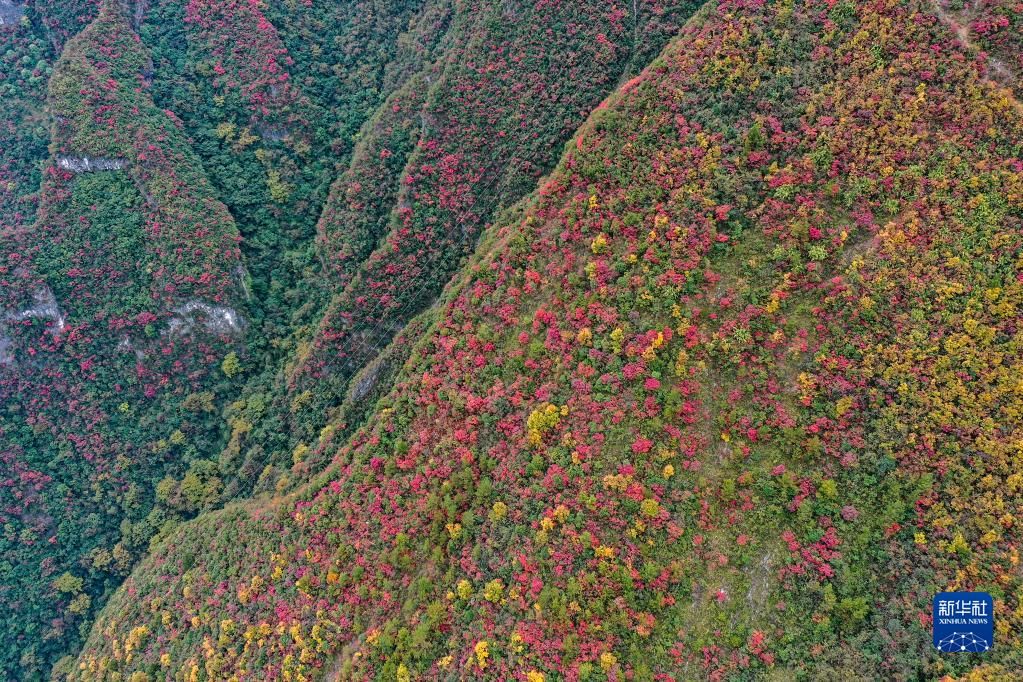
(257, 125, 290, 142)
(2, 292, 246, 365)
(6, 286, 67, 332)
(1, 286, 67, 366)
(350, 361, 382, 402)
(0, 332, 12, 366)
(0, 0, 23, 26)
(56, 156, 128, 173)
(166, 300, 245, 338)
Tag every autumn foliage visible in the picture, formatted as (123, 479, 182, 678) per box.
(52, 0, 1023, 680)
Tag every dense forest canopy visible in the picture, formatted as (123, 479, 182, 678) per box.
(1, 0, 1021, 680)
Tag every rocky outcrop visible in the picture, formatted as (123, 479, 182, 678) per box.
(6, 286, 66, 332)
(0, 0, 23, 26)
(0, 332, 12, 366)
(56, 156, 128, 173)
(2, 292, 246, 365)
(165, 299, 245, 339)
(1, 286, 67, 366)
(257, 125, 290, 142)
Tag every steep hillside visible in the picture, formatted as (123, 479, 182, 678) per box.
(31, 0, 101, 50)
(0, 1, 50, 242)
(0, 5, 58, 672)
(287, 0, 698, 441)
(117, 0, 467, 516)
(65, 0, 1023, 680)
(1, 2, 247, 676)
(1, 0, 706, 677)
(181, 0, 700, 499)
(136, 0, 455, 329)
(936, 0, 1022, 97)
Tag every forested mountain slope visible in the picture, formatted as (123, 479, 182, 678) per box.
(1, 1, 250, 675)
(61, 0, 1023, 680)
(936, 0, 1022, 97)
(288, 0, 699, 441)
(1, 0, 702, 678)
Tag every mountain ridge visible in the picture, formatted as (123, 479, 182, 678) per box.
(64, 0, 1023, 679)
(2, 0, 1021, 679)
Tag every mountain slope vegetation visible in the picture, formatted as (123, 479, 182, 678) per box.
(54, 0, 1023, 680)
(289, 0, 700, 437)
(1, 2, 249, 674)
(2, 0, 702, 678)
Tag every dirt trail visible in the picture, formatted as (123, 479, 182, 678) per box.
(930, 0, 1022, 116)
